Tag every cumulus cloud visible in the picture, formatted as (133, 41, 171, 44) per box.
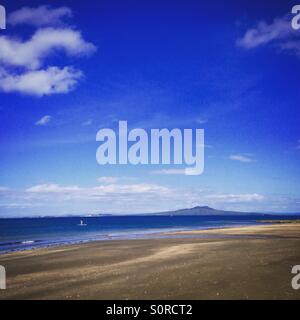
(26, 183, 171, 198)
(24, 183, 263, 204)
(0, 183, 271, 216)
(0, 6, 96, 96)
(237, 14, 300, 57)
(0, 66, 82, 96)
(205, 193, 264, 203)
(229, 154, 255, 163)
(8, 5, 72, 27)
(237, 16, 292, 48)
(35, 115, 52, 126)
(26, 184, 81, 193)
(0, 28, 96, 70)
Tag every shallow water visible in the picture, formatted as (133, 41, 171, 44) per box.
(0, 214, 299, 253)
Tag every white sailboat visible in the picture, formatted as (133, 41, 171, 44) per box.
(78, 219, 87, 226)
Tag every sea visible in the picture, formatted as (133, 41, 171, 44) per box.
(0, 214, 299, 254)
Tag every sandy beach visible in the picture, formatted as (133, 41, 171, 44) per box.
(0, 223, 300, 300)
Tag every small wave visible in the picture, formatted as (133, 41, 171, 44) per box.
(21, 240, 35, 244)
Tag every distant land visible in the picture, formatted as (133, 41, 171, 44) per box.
(89, 206, 297, 217)
(141, 206, 299, 216)
(146, 206, 260, 216)
(2, 206, 300, 219)
(76, 206, 260, 217)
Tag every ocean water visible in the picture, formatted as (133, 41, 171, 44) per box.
(0, 215, 299, 253)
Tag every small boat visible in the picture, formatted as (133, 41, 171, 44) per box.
(78, 219, 87, 226)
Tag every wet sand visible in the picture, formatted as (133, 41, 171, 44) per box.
(0, 223, 300, 300)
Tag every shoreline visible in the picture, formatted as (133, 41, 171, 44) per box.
(163, 221, 300, 235)
(1, 222, 300, 299)
(1, 216, 299, 255)
(0, 221, 275, 255)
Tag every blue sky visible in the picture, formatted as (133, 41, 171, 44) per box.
(0, 0, 300, 216)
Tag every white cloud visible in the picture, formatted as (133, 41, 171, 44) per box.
(5, 183, 300, 216)
(237, 14, 300, 57)
(0, 182, 175, 215)
(97, 177, 119, 184)
(229, 154, 255, 163)
(26, 183, 171, 198)
(97, 184, 170, 195)
(0, 6, 96, 96)
(8, 5, 72, 27)
(0, 27, 96, 70)
(35, 115, 52, 126)
(237, 16, 292, 49)
(0, 66, 82, 96)
(151, 169, 186, 175)
(26, 184, 81, 193)
(205, 193, 264, 203)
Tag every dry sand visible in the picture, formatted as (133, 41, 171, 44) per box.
(0, 223, 300, 300)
